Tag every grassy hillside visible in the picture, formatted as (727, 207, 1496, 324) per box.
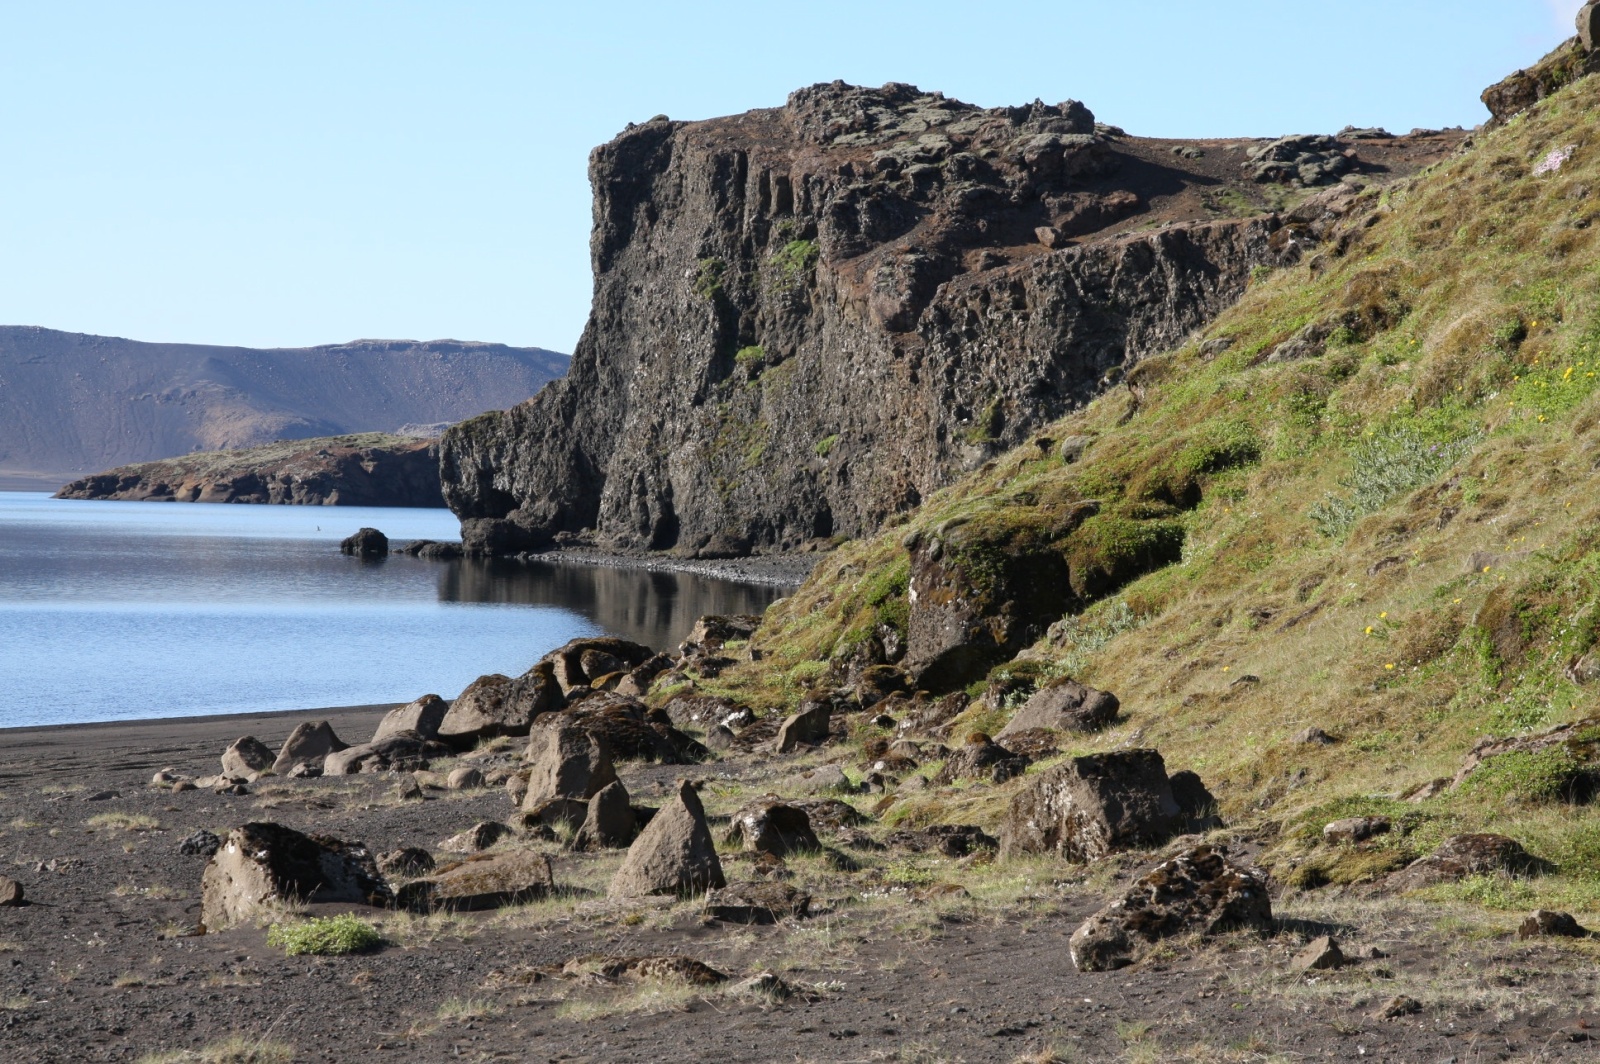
(694, 71, 1600, 913)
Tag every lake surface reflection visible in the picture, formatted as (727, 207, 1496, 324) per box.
(0, 493, 784, 727)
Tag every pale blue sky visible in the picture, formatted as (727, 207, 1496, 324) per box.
(0, 1, 1583, 352)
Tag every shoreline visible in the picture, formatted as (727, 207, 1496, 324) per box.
(0, 702, 401, 784)
(514, 545, 819, 588)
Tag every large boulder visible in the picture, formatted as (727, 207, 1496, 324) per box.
(340, 527, 388, 557)
(323, 731, 451, 775)
(437, 662, 565, 746)
(541, 637, 655, 693)
(271, 721, 348, 776)
(775, 699, 832, 753)
(724, 798, 821, 857)
(394, 849, 555, 912)
(372, 694, 450, 743)
(996, 679, 1119, 739)
(1001, 749, 1182, 861)
(555, 693, 706, 763)
(200, 822, 390, 930)
(608, 780, 726, 898)
(220, 736, 275, 777)
(572, 779, 636, 850)
(1068, 846, 1273, 971)
(521, 721, 618, 808)
(1583, 1, 1600, 52)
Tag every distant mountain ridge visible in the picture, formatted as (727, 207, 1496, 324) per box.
(0, 326, 568, 487)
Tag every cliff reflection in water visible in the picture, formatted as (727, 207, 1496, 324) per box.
(435, 558, 787, 651)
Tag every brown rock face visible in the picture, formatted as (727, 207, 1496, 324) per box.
(1001, 749, 1182, 861)
(608, 781, 726, 898)
(1380, 833, 1549, 893)
(438, 84, 1315, 558)
(323, 732, 451, 775)
(200, 823, 390, 930)
(521, 722, 619, 808)
(1067, 846, 1273, 972)
(572, 779, 636, 850)
(1481, 37, 1600, 126)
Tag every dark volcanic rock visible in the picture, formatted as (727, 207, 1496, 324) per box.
(200, 822, 390, 929)
(1068, 845, 1273, 972)
(438, 84, 1307, 557)
(220, 736, 275, 777)
(57, 435, 449, 508)
(1001, 749, 1182, 861)
(323, 732, 452, 775)
(437, 663, 565, 746)
(395, 850, 555, 912)
(340, 527, 389, 557)
(725, 798, 822, 857)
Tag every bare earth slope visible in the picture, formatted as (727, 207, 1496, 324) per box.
(0, 329, 568, 487)
(439, 83, 1462, 557)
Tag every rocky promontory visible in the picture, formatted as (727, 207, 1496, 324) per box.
(55, 432, 445, 507)
(440, 83, 1463, 557)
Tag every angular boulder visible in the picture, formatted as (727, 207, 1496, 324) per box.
(725, 798, 821, 858)
(220, 736, 275, 777)
(996, 679, 1119, 739)
(0, 876, 23, 906)
(1001, 749, 1182, 861)
(395, 849, 555, 912)
(1068, 846, 1273, 971)
(608, 780, 726, 898)
(372, 694, 450, 743)
(775, 699, 831, 753)
(271, 721, 348, 776)
(522, 721, 618, 808)
(200, 822, 390, 930)
(437, 663, 565, 746)
(376, 847, 435, 878)
(1518, 909, 1591, 939)
(572, 779, 636, 850)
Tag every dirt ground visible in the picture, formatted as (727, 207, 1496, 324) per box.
(1, 707, 1598, 1064)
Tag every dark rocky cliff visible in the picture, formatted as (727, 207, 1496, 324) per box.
(441, 83, 1461, 557)
(56, 433, 444, 507)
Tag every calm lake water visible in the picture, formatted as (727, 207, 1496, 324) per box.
(0, 493, 783, 728)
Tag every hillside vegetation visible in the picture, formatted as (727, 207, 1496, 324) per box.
(703, 70, 1600, 912)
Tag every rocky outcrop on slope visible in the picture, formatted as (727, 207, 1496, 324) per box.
(55, 433, 444, 506)
(440, 83, 1463, 557)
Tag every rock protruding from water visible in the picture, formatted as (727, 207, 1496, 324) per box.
(609, 780, 725, 898)
(340, 527, 389, 557)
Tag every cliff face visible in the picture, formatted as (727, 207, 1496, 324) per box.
(55, 434, 444, 507)
(441, 83, 1461, 556)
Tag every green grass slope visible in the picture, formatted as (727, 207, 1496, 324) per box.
(701, 71, 1600, 913)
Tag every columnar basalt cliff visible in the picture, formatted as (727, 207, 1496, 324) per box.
(441, 83, 1461, 556)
